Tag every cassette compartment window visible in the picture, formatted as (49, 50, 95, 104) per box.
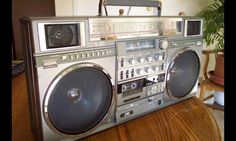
(45, 24, 80, 49)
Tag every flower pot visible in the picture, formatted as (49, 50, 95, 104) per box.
(213, 54, 224, 80)
(209, 53, 224, 86)
(214, 91, 224, 106)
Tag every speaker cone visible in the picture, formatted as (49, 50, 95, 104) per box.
(45, 24, 78, 48)
(166, 50, 200, 98)
(46, 67, 113, 134)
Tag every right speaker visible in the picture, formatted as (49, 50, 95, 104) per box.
(164, 40, 202, 105)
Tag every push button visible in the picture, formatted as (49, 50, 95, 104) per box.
(61, 55, 67, 60)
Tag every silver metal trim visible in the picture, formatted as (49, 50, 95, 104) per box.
(43, 63, 115, 137)
(166, 48, 200, 100)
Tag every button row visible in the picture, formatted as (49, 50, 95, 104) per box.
(147, 83, 165, 96)
(60, 50, 112, 61)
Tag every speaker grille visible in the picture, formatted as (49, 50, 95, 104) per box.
(167, 50, 200, 98)
(45, 24, 79, 49)
(47, 67, 112, 134)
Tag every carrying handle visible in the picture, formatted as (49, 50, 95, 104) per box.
(98, 0, 162, 16)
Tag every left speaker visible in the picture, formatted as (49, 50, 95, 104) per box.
(20, 17, 116, 141)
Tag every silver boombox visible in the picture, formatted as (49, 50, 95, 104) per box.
(20, 16, 203, 141)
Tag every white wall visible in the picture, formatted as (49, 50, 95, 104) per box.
(55, 0, 214, 16)
(55, 0, 73, 16)
(161, 0, 214, 16)
(54, 0, 216, 79)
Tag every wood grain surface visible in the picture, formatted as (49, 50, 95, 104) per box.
(12, 73, 221, 141)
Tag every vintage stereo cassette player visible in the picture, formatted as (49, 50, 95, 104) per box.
(20, 16, 203, 141)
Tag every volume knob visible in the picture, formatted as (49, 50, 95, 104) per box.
(136, 69, 144, 75)
(137, 57, 144, 63)
(146, 55, 153, 62)
(145, 67, 152, 73)
(128, 58, 135, 64)
(159, 40, 168, 49)
(154, 53, 160, 61)
(153, 66, 159, 71)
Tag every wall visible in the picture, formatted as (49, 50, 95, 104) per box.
(12, 0, 55, 59)
(161, 0, 213, 16)
(55, 0, 73, 16)
(54, 0, 216, 79)
(55, 0, 214, 16)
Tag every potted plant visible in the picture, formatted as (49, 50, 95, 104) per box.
(198, 0, 224, 84)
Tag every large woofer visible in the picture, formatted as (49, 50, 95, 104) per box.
(166, 50, 200, 99)
(44, 65, 113, 135)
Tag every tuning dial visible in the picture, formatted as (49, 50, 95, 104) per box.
(137, 57, 144, 63)
(136, 69, 144, 75)
(159, 40, 168, 49)
(152, 66, 159, 71)
(145, 67, 152, 73)
(146, 55, 153, 62)
(128, 58, 135, 64)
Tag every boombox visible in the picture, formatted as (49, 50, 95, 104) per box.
(20, 16, 203, 141)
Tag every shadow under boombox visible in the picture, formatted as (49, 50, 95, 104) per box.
(20, 16, 203, 141)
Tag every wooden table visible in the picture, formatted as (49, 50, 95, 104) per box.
(12, 73, 221, 141)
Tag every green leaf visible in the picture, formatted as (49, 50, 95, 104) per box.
(197, 0, 224, 52)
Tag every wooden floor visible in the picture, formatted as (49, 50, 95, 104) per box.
(12, 73, 35, 141)
(12, 73, 221, 141)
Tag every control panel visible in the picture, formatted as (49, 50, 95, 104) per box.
(116, 38, 168, 107)
(116, 38, 167, 82)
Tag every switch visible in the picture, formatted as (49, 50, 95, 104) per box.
(120, 110, 133, 118)
(121, 58, 124, 67)
(120, 71, 123, 80)
(131, 69, 134, 77)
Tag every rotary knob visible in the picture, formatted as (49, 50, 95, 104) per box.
(136, 69, 144, 75)
(146, 55, 153, 62)
(159, 40, 168, 49)
(152, 66, 159, 71)
(145, 67, 152, 73)
(128, 58, 135, 64)
(137, 57, 144, 63)
(154, 53, 160, 61)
